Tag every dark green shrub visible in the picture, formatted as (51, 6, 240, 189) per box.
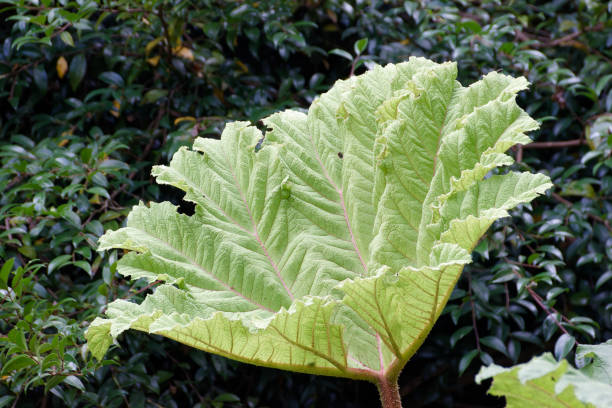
(1, 0, 611, 406)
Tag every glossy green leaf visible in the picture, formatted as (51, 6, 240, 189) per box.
(459, 349, 479, 375)
(60, 31, 74, 47)
(0, 258, 14, 288)
(481, 336, 508, 357)
(99, 71, 124, 87)
(48, 255, 72, 274)
(68, 54, 86, 91)
(450, 326, 472, 348)
(63, 375, 85, 391)
(555, 333, 576, 360)
(329, 48, 353, 61)
(32, 64, 48, 93)
(1, 355, 37, 375)
(354, 38, 368, 55)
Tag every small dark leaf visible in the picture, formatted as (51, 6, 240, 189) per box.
(329, 48, 353, 61)
(69, 54, 87, 91)
(450, 326, 472, 348)
(99, 71, 124, 87)
(459, 349, 479, 375)
(32, 64, 48, 93)
(480, 336, 508, 357)
(554, 333, 575, 360)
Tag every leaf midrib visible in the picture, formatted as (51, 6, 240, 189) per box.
(131, 226, 275, 313)
(221, 145, 295, 301)
(307, 105, 369, 276)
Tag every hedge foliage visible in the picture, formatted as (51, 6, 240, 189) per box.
(1, 0, 611, 407)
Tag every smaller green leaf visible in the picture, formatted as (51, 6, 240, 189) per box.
(98, 159, 129, 171)
(595, 74, 612, 95)
(459, 349, 479, 375)
(72, 260, 92, 276)
(543, 314, 560, 341)
(41, 354, 61, 371)
(481, 336, 508, 357)
(60, 209, 81, 228)
(32, 64, 48, 93)
(450, 326, 472, 348)
(99, 71, 124, 87)
(329, 48, 353, 61)
(546, 287, 568, 301)
(214, 393, 241, 402)
(63, 375, 85, 391)
(271, 32, 288, 48)
(0, 258, 14, 288)
(69, 54, 87, 91)
(577, 253, 601, 267)
(353, 38, 368, 55)
(573, 325, 596, 340)
(538, 245, 564, 260)
(18, 245, 36, 259)
(1, 355, 37, 375)
(555, 334, 576, 360)
(538, 219, 563, 234)
(60, 31, 74, 47)
(480, 351, 494, 366)
(87, 186, 110, 199)
(460, 20, 482, 33)
(511, 331, 543, 346)
(142, 89, 168, 104)
(48, 255, 72, 274)
(45, 375, 67, 393)
(595, 271, 612, 291)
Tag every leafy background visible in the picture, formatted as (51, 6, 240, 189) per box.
(0, 0, 611, 407)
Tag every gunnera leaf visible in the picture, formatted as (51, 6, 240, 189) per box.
(86, 58, 552, 384)
(475, 340, 612, 408)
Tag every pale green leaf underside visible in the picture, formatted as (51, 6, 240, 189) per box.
(86, 58, 552, 381)
(476, 341, 612, 408)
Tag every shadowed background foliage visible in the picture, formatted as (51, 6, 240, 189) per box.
(0, 1, 611, 407)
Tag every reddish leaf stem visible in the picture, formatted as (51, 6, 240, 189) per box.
(526, 286, 580, 345)
(377, 376, 402, 408)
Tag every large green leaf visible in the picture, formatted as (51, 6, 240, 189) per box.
(476, 340, 612, 408)
(86, 58, 551, 382)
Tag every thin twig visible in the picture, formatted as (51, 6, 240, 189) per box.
(110, 367, 130, 407)
(505, 256, 578, 343)
(516, 145, 523, 163)
(349, 55, 361, 77)
(526, 286, 579, 345)
(507, 259, 542, 269)
(523, 139, 586, 149)
(49, 22, 72, 40)
(10, 391, 20, 408)
(123, 280, 162, 300)
(551, 193, 612, 232)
